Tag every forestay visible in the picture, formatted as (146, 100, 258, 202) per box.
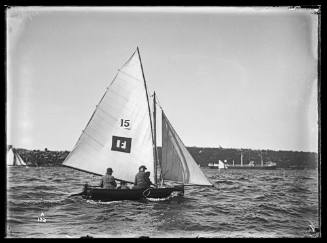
(63, 50, 155, 183)
(161, 112, 212, 186)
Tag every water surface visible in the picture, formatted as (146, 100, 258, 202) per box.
(6, 167, 319, 238)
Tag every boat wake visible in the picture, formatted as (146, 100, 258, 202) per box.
(86, 200, 123, 205)
(145, 191, 183, 202)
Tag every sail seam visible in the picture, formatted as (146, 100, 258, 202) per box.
(118, 69, 143, 82)
(83, 131, 105, 147)
(96, 106, 117, 121)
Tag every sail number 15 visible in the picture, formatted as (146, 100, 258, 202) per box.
(120, 119, 131, 129)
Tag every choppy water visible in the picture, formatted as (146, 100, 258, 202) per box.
(6, 167, 319, 238)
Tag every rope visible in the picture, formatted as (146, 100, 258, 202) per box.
(142, 188, 152, 197)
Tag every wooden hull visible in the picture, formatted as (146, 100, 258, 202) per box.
(82, 185, 184, 202)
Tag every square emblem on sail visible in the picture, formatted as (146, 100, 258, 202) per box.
(111, 136, 132, 153)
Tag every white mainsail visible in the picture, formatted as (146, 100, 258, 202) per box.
(161, 111, 212, 186)
(63, 49, 155, 183)
(7, 147, 27, 166)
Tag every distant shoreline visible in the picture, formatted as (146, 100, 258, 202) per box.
(15, 147, 318, 169)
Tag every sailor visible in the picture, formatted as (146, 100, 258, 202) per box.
(145, 171, 155, 188)
(132, 165, 148, 189)
(117, 181, 129, 190)
(100, 168, 117, 189)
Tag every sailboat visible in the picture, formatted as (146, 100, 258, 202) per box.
(7, 145, 27, 167)
(63, 47, 213, 201)
(218, 160, 227, 170)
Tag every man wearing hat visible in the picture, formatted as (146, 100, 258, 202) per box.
(132, 165, 149, 189)
(100, 168, 117, 189)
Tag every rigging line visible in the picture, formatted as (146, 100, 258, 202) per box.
(62, 164, 134, 184)
(152, 93, 164, 111)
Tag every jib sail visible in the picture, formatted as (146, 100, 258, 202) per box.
(161, 111, 212, 186)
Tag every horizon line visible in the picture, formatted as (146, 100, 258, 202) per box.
(12, 145, 319, 154)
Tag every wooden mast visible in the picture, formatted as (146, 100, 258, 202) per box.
(136, 47, 157, 185)
(153, 91, 158, 185)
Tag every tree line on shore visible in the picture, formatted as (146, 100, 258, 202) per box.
(15, 147, 318, 169)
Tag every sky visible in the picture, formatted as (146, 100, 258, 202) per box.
(7, 7, 319, 152)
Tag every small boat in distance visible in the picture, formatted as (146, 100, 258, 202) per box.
(208, 160, 228, 170)
(7, 145, 28, 167)
(218, 160, 228, 170)
(227, 150, 277, 170)
(63, 47, 213, 201)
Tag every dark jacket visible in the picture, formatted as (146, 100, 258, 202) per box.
(144, 175, 153, 187)
(133, 171, 148, 189)
(117, 184, 129, 190)
(100, 174, 117, 189)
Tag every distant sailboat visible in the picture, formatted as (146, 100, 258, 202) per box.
(63, 47, 213, 201)
(7, 145, 27, 167)
(208, 160, 227, 170)
(218, 160, 227, 170)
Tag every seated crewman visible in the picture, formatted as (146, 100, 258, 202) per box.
(100, 168, 117, 189)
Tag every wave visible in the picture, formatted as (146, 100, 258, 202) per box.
(9, 198, 68, 207)
(287, 187, 311, 193)
(215, 180, 234, 185)
(7, 218, 25, 224)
